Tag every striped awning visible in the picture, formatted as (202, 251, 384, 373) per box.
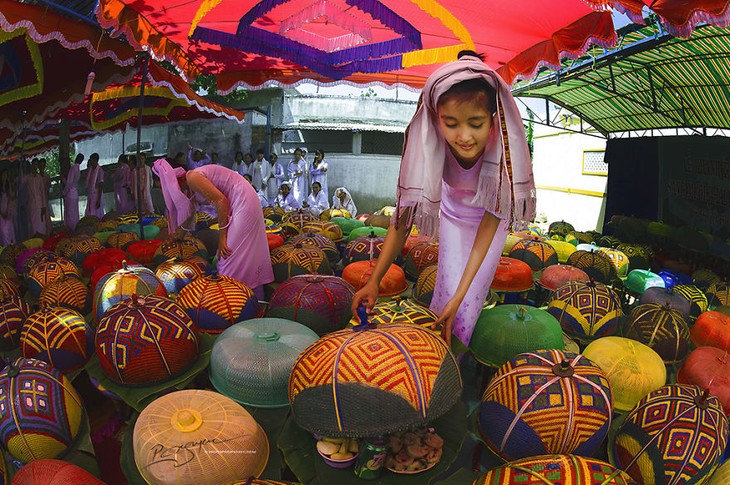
(512, 23, 730, 135)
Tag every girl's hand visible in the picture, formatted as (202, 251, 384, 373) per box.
(431, 295, 463, 346)
(217, 229, 232, 260)
(351, 280, 379, 317)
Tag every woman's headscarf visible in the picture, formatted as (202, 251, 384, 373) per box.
(395, 55, 536, 237)
(333, 187, 357, 216)
(152, 158, 194, 233)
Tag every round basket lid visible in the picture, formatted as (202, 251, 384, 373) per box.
(690, 310, 730, 350)
(544, 239, 577, 263)
(548, 220, 575, 238)
(350, 298, 439, 333)
(677, 346, 730, 415)
(10, 458, 105, 484)
(134, 390, 269, 485)
(469, 305, 564, 367)
(330, 217, 364, 236)
(341, 259, 408, 297)
(538, 264, 590, 292)
(348, 225, 387, 242)
(625, 269, 665, 295)
(639, 286, 691, 321)
(583, 336, 666, 412)
(474, 455, 635, 484)
(491, 257, 533, 292)
(625, 303, 690, 364)
(210, 318, 318, 408)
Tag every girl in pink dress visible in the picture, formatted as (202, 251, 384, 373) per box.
(351, 51, 535, 346)
(153, 159, 274, 299)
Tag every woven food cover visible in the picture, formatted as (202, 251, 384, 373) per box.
(280, 223, 301, 239)
(177, 272, 262, 333)
(283, 209, 317, 228)
(402, 234, 434, 258)
(341, 259, 408, 297)
(491, 257, 533, 293)
(270, 243, 332, 283)
(502, 233, 523, 256)
(707, 282, 730, 308)
(538, 264, 590, 292)
(609, 385, 728, 485)
(677, 346, 730, 415)
(544, 239, 577, 264)
(117, 213, 139, 225)
(0, 243, 29, 268)
(403, 241, 439, 280)
(27, 257, 80, 299)
(344, 233, 384, 265)
(39, 276, 91, 314)
(413, 264, 438, 306)
(479, 349, 613, 461)
(11, 458, 105, 484)
(347, 225, 387, 243)
(57, 236, 102, 268)
(692, 268, 721, 290)
(571, 231, 597, 244)
(210, 318, 319, 408)
(0, 295, 32, 351)
(320, 208, 351, 220)
(547, 280, 623, 343)
(153, 237, 208, 267)
(0, 278, 19, 301)
(289, 324, 461, 438)
(566, 250, 616, 284)
(473, 455, 636, 485)
(616, 244, 651, 270)
(106, 231, 139, 250)
(16, 247, 41, 275)
(89, 260, 130, 296)
(469, 305, 564, 368)
(125, 240, 163, 266)
(42, 234, 68, 252)
(81, 247, 127, 277)
(639, 286, 691, 321)
(93, 263, 167, 323)
(624, 269, 665, 295)
(154, 256, 209, 296)
(657, 269, 691, 289)
(263, 206, 285, 221)
(0, 263, 19, 285)
(597, 247, 630, 279)
(21, 250, 56, 277)
(625, 303, 690, 364)
(20, 306, 94, 374)
(267, 233, 285, 251)
(673, 284, 709, 321)
(329, 216, 363, 237)
(302, 221, 343, 242)
(267, 275, 355, 336)
(596, 235, 622, 249)
(96, 294, 200, 385)
(548, 220, 575, 239)
(690, 310, 730, 350)
(349, 298, 439, 333)
(288, 233, 340, 266)
(509, 239, 558, 271)
(582, 337, 666, 413)
(0, 358, 83, 462)
(133, 390, 269, 485)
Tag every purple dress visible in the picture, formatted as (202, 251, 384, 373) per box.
(84, 166, 105, 218)
(191, 165, 274, 289)
(429, 150, 509, 346)
(63, 164, 80, 230)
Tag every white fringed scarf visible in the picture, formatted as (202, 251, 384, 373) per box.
(394, 55, 536, 237)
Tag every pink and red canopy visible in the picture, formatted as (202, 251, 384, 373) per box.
(94, 0, 730, 92)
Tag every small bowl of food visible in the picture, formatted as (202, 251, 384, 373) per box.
(316, 437, 359, 469)
(385, 427, 444, 474)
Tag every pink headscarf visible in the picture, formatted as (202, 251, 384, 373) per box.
(152, 158, 194, 233)
(395, 55, 536, 237)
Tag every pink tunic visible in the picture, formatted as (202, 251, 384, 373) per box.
(191, 165, 274, 289)
(63, 164, 80, 230)
(114, 164, 134, 213)
(429, 151, 509, 346)
(25, 174, 48, 236)
(133, 166, 154, 214)
(85, 166, 105, 218)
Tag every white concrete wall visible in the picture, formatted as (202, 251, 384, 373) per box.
(531, 125, 608, 232)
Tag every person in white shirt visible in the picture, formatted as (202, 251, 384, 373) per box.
(270, 154, 287, 204)
(309, 149, 329, 200)
(332, 187, 357, 216)
(303, 181, 330, 217)
(274, 182, 300, 211)
(287, 148, 307, 205)
(187, 145, 211, 169)
(243, 174, 269, 208)
(238, 152, 263, 189)
(231, 151, 244, 172)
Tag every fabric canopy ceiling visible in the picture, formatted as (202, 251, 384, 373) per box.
(0, 61, 246, 157)
(512, 22, 730, 135)
(96, 0, 625, 91)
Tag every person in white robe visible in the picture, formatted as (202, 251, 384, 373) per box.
(84, 153, 105, 219)
(332, 187, 357, 217)
(287, 148, 307, 205)
(303, 181, 329, 217)
(274, 182, 300, 211)
(63, 154, 82, 229)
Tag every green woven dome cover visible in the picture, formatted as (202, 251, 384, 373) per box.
(329, 217, 364, 236)
(116, 223, 161, 240)
(625, 269, 665, 295)
(347, 225, 387, 242)
(470, 305, 565, 367)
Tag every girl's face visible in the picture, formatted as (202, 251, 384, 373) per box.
(437, 96, 493, 166)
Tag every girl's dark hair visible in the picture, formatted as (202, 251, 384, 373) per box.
(457, 49, 484, 61)
(438, 49, 496, 114)
(312, 181, 321, 188)
(316, 149, 325, 158)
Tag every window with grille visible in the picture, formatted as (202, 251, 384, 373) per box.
(582, 150, 608, 175)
